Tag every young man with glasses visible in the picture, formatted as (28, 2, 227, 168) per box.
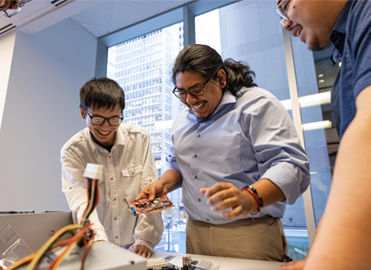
(278, 1, 371, 270)
(61, 77, 163, 258)
(137, 44, 310, 261)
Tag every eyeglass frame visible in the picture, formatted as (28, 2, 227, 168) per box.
(172, 76, 213, 99)
(276, 0, 291, 24)
(85, 111, 124, 126)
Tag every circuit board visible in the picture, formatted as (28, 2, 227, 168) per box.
(124, 195, 174, 217)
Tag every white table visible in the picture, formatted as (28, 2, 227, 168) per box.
(150, 251, 283, 270)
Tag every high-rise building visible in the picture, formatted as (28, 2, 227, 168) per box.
(107, 23, 185, 252)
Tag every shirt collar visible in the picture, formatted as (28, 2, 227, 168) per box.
(87, 124, 125, 151)
(330, 0, 353, 58)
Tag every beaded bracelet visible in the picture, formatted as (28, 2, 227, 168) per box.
(241, 185, 264, 215)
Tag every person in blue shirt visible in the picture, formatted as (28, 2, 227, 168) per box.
(137, 44, 310, 261)
(278, 0, 371, 269)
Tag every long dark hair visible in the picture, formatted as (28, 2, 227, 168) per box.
(172, 44, 257, 96)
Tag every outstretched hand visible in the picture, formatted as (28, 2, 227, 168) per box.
(200, 182, 257, 218)
(136, 181, 168, 201)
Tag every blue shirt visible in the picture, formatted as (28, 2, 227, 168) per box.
(167, 87, 310, 224)
(330, 0, 371, 139)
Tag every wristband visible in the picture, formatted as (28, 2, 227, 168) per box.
(241, 185, 264, 215)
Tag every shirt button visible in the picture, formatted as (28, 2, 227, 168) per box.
(194, 154, 197, 158)
(195, 175, 198, 179)
(197, 134, 201, 138)
(115, 236, 118, 239)
(132, 172, 135, 175)
(198, 198, 201, 202)
(69, 187, 72, 190)
(111, 177, 113, 180)
(114, 217, 117, 220)
(109, 155, 111, 158)
(113, 198, 116, 201)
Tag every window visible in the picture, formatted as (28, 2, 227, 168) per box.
(107, 22, 184, 252)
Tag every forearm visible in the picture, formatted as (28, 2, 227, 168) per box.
(159, 169, 182, 193)
(250, 178, 286, 207)
(134, 211, 164, 249)
(304, 109, 371, 269)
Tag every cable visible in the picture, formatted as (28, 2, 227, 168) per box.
(8, 164, 102, 270)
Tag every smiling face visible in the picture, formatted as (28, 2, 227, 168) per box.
(280, 0, 346, 51)
(80, 104, 122, 146)
(175, 70, 226, 120)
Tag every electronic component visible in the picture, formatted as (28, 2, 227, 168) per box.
(124, 195, 174, 217)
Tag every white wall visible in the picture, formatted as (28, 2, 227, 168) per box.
(0, 32, 16, 130)
(0, 17, 97, 212)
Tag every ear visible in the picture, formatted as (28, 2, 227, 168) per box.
(80, 107, 86, 119)
(217, 69, 227, 88)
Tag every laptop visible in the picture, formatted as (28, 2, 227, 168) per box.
(0, 212, 73, 252)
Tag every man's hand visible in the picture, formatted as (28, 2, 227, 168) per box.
(136, 180, 168, 201)
(200, 182, 257, 218)
(130, 244, 152, 258)
(280, 259, 305, 270)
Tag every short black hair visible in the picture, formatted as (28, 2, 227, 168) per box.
(79, 77, 125, 112)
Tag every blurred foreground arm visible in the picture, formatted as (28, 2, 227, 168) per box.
(304, 86, 371, 270)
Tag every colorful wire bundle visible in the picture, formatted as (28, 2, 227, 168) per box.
(7, 177, 100, 270)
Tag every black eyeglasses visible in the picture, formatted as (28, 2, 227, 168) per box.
(172, 77, 211, 99)
(86, 111, 123, 126)
(276, 0, 292, 25)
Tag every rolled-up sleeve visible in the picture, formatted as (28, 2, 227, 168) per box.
(61, 147, 108, 242)
(165, 142, 181, 174)
(248, 96, 310, 204)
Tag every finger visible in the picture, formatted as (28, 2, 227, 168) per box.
(146, 249, 152, 258)
(204, 182, 234, 197)
(220, 205, 243, 219)
(207, 188, 237, 206)
(162, 186, 168, 196)
(200, 188, 209, 195)
(137, 245, 146, 257)
(148, 184, 157, 201)
(129, 245, 135, 252)
(135, 189, 149, 200)
(211, 196, 239, 212)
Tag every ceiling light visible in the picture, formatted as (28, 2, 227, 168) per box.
(302, 120, 332, 131)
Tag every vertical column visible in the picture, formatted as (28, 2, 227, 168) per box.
(282, 29, 316, 247)
(183, 6, 195, 47)
(95, 39, 108, 78)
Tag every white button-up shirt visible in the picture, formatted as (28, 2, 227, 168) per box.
(61, 124, 163, 250)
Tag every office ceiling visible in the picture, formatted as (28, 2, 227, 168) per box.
(70, 1, 194, 38)
(0, 0, 194, 38)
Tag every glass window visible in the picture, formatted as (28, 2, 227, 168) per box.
(107, 23, 184, 253)
(292, 40, 338, 226)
